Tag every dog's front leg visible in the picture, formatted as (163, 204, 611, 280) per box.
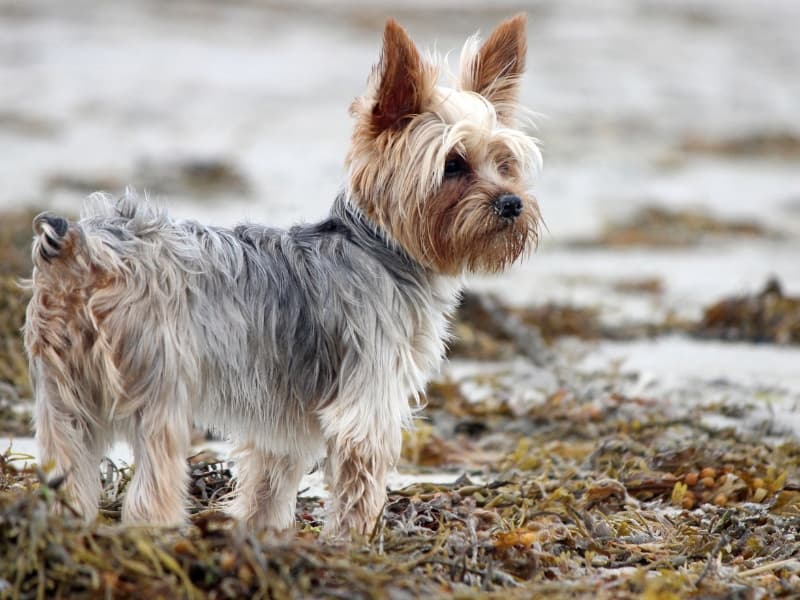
(319, 383, 404, 540)
(323, 433, 398, 540)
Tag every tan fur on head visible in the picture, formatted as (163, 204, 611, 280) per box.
(346, 14, 541, 275)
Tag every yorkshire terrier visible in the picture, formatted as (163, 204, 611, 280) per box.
(25, 14, 541, 538)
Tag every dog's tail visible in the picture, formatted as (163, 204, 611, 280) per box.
(31, 212, 75, 268)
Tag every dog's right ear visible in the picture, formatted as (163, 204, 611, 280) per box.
(460, 14, 527, 122)
(368, 19, 433, 134)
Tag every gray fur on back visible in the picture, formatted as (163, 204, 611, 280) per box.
(77, 191, 458, 459)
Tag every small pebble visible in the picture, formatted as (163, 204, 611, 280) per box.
(684, 472, 699, 486)
(714, 493, 728, 507)
(701, 476, 716, 489)
(220, 550, 236, 571)
(700, 467, 717, 479)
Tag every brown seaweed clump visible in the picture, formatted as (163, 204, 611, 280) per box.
(572, 205, 772, 248)
(681, 131, 800, 159)
(0, 277, 30, 398)
(451, 279, 800, 358)
(513, 304, 602, 344)
(698, 278, 800, 344)
(448, 292, 600, 363)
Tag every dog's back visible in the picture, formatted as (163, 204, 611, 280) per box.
(27, 193, 338, 421)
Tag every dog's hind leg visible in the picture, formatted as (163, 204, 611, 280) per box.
(26, 213, 112, 520)
(32, 359, 111, 521)
(122, 379, 192, 525)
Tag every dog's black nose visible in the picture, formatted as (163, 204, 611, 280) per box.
(494, 194, 522, 219)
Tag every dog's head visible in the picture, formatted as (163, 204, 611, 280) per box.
(346, 15, 541, 274)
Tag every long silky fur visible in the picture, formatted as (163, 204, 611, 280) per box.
(24, 14, 540, 538)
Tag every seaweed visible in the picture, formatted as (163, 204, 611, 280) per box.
(571, 205, 774, 248)
(2, 346, 800, 598)
(449, 292, 595, 361)
(452, 279, 800, 356)
(697, 278, 800, 344)
(681, 131, 800, 159)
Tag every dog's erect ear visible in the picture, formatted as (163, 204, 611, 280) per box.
(370, 19, 427, 133)
(461, 14, 527, 121)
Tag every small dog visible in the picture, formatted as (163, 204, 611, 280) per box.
(24, 15, 541, 538)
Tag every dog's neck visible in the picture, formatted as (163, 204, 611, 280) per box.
(330, 192, 408, 261)
(331, 191, 463, 310)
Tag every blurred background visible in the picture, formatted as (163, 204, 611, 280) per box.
(2, 0, 799, 314)
(1, 0, 800, 401)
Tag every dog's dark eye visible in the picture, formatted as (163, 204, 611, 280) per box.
(497, 158, 513, 177)
(443, 156, 468, 179)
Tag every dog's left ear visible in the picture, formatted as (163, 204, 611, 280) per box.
(368, 19, 433, 134)
(461, 14, 527, 122)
